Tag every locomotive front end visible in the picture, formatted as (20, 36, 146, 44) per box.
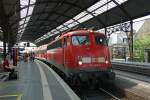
(70, 32, 115, 81)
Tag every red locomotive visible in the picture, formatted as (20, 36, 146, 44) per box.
(36, 29, 115, 84)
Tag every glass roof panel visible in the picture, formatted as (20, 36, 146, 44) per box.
(20, 0, 29, 7)
(19, 20, 25, 25)
(21, 8, 28, 18)
(92, 1, 115, 16)
(30, 0, 36, 4)
(47, 32, 51, 35)
(18, 30, 22, 33)
(35, 0, 128, 43)
(41, 37, 46, 40)
(43, 34, 49, 37)
(64, 19, 74, 25)
(52, 29, 57, 33)
(60, 27, 68, 31)
(74, 11, 88, 20)
(67, 22, 78, 28)
(22, 29, 25, 32)
(25, 17, 30, 23)
(28, 6, 34, 15)
(24, 23, 27, 27)
(87, 0, 110, 12)
(18, 0, 36, 41)
(115, 0, 128, 4)
(78, 14, 93, 23)
(55, 31, 59, 34)
(19, 25, 24, 29)
(107, 2, 116, 9)
(46, 34, 51, 37)
(57, 25, 64, 29)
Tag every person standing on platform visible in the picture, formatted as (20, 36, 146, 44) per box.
(24, 53, 28, 62)
(32, 52, 35, 62)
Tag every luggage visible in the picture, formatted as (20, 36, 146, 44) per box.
(8, 71, 18, 80)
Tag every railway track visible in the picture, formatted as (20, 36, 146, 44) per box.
(99, 88, 120, 100)
(112, 61, 150, 76)
(115, 70, 150, 83)
(39, 58, 123, 100)
(77, 88, 121, 100)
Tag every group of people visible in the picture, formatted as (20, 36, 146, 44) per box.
(1, 52, 35, 73)
(23, 52, 35, 62)
(29, 52, 35, 62)
(0, 52, 35, 80)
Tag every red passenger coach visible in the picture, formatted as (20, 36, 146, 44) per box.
(35, 44, 47, 59)
(37, 29, 115, 83)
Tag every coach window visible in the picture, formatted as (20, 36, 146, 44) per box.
(55, 40, 61, 48)
(72, 35, 89, 46)
(47, 40, 61, 50)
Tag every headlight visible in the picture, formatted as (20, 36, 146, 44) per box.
(78, 61, 83, 65)
(105, 60, 108, 64)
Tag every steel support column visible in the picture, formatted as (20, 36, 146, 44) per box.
(3, 31, 6, 58)
(8, 42, 12, 53)
(105, 27, 107, 36)
(129, 20, 133, 60)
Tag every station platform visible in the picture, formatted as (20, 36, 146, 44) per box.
(0, 60, 80, 100)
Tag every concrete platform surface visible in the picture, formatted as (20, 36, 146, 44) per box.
(115, 70, 150, 100)
(0, 60, 80, 100)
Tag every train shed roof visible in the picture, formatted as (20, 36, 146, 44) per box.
(36, 0, 150, 46)
(1, 0, 150, 46)
(0, 0, 20, 46)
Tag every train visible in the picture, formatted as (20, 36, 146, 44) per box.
(35, 29, 115, 85)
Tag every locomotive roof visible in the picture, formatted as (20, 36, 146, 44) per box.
(62, 29, 105, 37)
(46, 29, 106, 46)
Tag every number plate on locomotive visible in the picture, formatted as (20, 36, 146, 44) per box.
(82, 57, 91, 63)
(98, 57, 105, 62)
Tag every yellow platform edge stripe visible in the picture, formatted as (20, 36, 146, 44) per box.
(17, 94, 22, 100)
(0, 94, 22, 100)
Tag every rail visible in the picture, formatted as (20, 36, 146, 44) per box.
(99, 88, 120, 100)
(112, 61, 150, 76)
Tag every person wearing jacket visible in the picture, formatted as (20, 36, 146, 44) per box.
(2, 57, 14, 72)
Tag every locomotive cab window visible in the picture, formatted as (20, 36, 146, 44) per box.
(95, 35, 107, 46)
(72, 35, 89, 46)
